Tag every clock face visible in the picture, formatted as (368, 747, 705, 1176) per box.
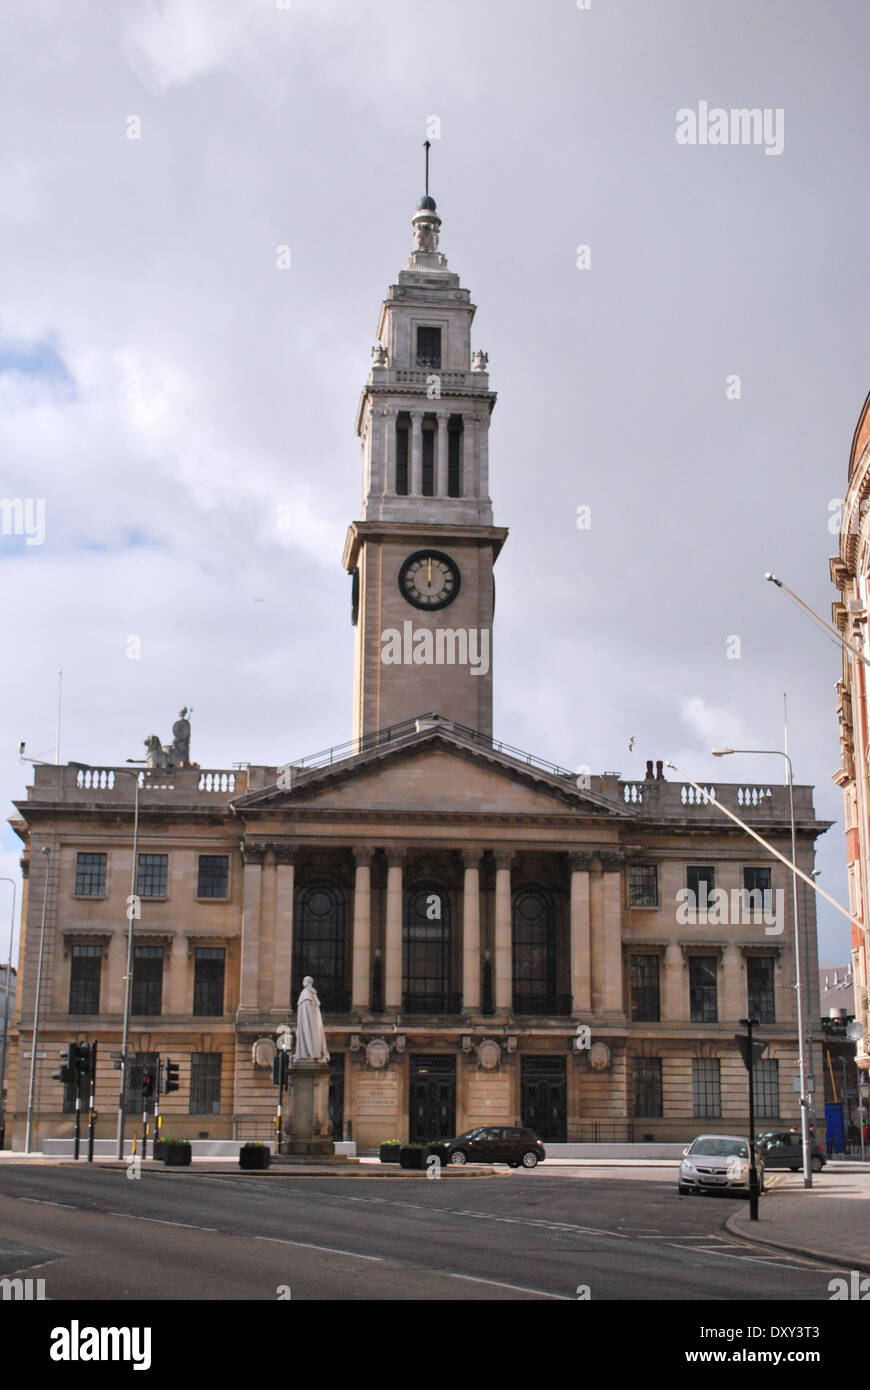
(399, 549, 461, 611)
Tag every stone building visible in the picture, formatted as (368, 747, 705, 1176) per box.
(7, 190, 827, 1149)
(831, 387, 870, 1080)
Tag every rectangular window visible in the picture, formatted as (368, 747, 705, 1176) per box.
(629, 864, 658, 907)
(686, 865, 715, 913)
(190, 1054, 221, 1115)
(69, 944, 102, 1015)
(689, 955, 718, 1023)
(132, 946, 164, 1016)
(633, 1057, 662, 1117)
(753, 1058, 779, 1118)
(692, 1058, 721, 1118)
(193, 948, 225, 1016)
(747, 955, 776, 1024)
(126, 1051, 159, 1112)
(416, 326, 441, 368)
(75, 852, 106, 897)
(744, 867, 772, 916)
(137, 854, 168, 899)
(197, 855, 229, 900)
(447, 422, 462, 497)
(396, 418, 409, 495)
(629, 954, 660, 1022)
(422, 424, 435, 496)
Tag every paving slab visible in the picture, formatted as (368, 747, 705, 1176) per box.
(727, 1162, 870, 1272)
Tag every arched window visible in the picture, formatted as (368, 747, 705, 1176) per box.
(396, 414, 410, 495)
(293, 883, 346, 1011)
(403, 882, 453, 1013)
(512, 886, 556, 1014)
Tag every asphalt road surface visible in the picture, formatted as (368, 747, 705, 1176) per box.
(0, 1163, 848, 1301)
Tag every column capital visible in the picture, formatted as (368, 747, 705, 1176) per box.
(568, 851, 596, 873)
(461, 849, 483, 870)
(384, 848, 406, 869)
(492, 850, 514, 871)
(598, 851, 626, 873)
(353, 847, 375, 867)
(271, 844, 298, 866)
(241, 841, 267, 866)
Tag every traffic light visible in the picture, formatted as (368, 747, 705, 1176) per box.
(162, 1058, 180, 1094)
(271, 1051, 289, 1091)
(142, 1071, 156, 1099)
(734, 1032, 768, 1072)
(75, 1042, 91, 1084)
(52, 1042, 79, 1085)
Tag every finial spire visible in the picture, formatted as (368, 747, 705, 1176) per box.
(424, 139, 430, 196)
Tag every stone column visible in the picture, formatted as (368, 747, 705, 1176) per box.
(462, 850, 482, 1012)
(722, 942, 744, 1021)
(663, 942, 684, 1021)
(569, 853, 592, 1015)
(493, 850, 513, 1012)
(600, 853, 625, 1017)
(384, 408, 396, 496)
(239, 843, 266, 1014)
(384, 850, 404, 1009)
(410, 411, 423, 496)
(272, 846, 296, 1014)
(351, 848, 373, 1011)
(436, 413, 449, 497)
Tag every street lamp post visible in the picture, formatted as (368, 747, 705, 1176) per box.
(859, 1078, 870, 1163)
(109, 768, 141, 1161)
(712, 745, 813, 1189)
(0, 878, 17, 1149)
(24, 846, 52, 1153)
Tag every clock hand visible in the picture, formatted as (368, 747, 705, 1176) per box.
(427, 557, 432, 585)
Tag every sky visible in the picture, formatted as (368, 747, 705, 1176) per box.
(1, 0, 867, 967)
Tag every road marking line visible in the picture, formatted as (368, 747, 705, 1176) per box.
(252, 1236, 383, 1262)
(446, 1272, 568, 1299)
(16, 1198, 76, 1209)
(107, 1214, 219, 1232)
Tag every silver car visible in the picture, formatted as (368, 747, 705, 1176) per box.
(678, 1133, 764, 1195)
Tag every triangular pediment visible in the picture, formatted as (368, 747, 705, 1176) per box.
(233, 724, 636, 820)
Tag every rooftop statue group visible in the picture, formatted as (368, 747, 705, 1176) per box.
(143, 708, 193, 769)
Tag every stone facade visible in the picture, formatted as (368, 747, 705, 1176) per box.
(6, 191, 828, 1149)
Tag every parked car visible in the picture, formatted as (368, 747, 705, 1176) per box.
(443, 1126, 546, 1168)
(757, 1129, 826, 1173)
(678, 1134, 764, 1195)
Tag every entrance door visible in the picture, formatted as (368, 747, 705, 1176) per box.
(409, 1055, 456, 1143)
(521, 1057, 567, 1142)
(329, 1054, 345, 1140)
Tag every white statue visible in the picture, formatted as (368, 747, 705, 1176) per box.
(295, 976, 330, 1062)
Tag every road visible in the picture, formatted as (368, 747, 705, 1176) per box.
(0, 1163, 848, 1301)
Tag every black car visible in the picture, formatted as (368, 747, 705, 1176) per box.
(444, 1126, 545, 1168)
(757, 1129, 826, 1173)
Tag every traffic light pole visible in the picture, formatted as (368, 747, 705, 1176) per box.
(87, 1040, 97, 1162)
(739, 1017, 761, 1222)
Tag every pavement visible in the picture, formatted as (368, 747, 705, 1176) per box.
(727, 1161, 870, 1272)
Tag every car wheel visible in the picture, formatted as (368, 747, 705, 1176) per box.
(789, 1166, 800, 1172)
(678, 1184, 690, 1195)
(811, 1155, 824, 1173)
(521, 1151, 538, 1168)
(448, 1150, 467, 1166)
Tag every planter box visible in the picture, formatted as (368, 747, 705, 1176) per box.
(152, 1141, 166, 1161)
(399, 1146, 426, 1170)
(164, 1143, 192, 1167)
(239, 1146, 271, 1171)
(426, 1144, 448, 1163)
(379, 1144, 401, 1164)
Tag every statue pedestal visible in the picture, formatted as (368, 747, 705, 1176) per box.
(282, 1059, 333, 1158)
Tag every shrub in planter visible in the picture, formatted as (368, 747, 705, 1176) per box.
(426, 1141, 449, 1168)
(239, 1143, 271, 1171)
(399, 1144, 426, 1170)
(379, 1140, 401, 1164)
(163, 1139, 192, 1167)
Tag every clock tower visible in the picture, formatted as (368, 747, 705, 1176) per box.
(342, 184, 507, 740)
